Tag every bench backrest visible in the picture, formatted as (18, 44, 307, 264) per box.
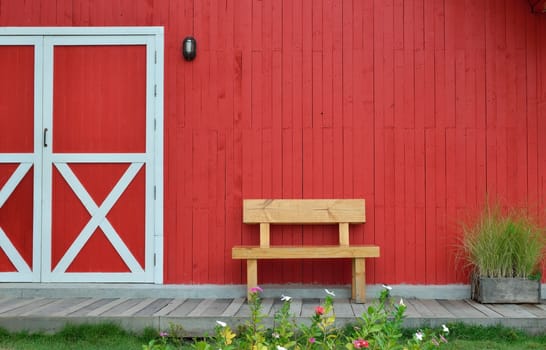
(243, 199, 365, 247)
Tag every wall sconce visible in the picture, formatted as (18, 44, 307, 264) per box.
(182, 36, 196, 61)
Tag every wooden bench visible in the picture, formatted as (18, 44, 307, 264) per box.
(232, 199, 380, 303)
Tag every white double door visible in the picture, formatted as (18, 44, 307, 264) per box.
(0, 28, 163, 283)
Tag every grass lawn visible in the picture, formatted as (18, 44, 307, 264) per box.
(0, 323, 544, 349)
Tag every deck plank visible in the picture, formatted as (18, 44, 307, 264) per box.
(119, 298, 158, 317)
(188, 299, 216, 317)
(289, 298, 303, 317)
(154, 299, 186, 316)
(134, 298, 174, 316)
(412, 299, 455, 318)
(261, 298, 274, 315)
(170, 299, 203, 317)
(0, 298, 41, 314)
(519, 304, 546, 318)
(463, 299, 503, 318)
(22, 298, 90, 317)
(402, 299, 421, 317)
(301, 299, 321, 317)
(486, 304, 537, 318)
(2, 298, 57, 317)
(52, 298, 98, 317)
(101, 299, 145, 317)
(222, 298, 245, 317)
(350, 301, 369, 316)
(333, 299, 355, 317)
(87, 298, 129, 317)
(200, 299, 232, 317)
(437, 300, 488, 318)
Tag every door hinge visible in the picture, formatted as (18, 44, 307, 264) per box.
(154, 253, 156, 266)
(154, 118, 157, 131)
(154, 185, 156, 200)
(154, 84, 157, 97)
(154, 51, 157, 64)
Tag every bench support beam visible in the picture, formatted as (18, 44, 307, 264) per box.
(352, 258, 366, 303)
(246, 259, 258, 300)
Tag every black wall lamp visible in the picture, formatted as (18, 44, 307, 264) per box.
(182, 36, 196, 61)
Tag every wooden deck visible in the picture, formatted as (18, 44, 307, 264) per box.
(0, 297, 545, 335)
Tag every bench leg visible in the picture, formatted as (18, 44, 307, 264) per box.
(246, 259, 258, 301)
(352, 258, 366, 303)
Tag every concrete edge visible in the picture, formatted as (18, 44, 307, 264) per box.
(0, 283, 545, 300)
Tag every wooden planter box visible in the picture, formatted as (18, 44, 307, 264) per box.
(471, 276, 541, 304)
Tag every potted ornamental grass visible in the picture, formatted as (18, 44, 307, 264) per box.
(461, 199, 545, 303)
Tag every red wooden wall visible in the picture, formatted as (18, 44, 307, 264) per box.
(1, 0, 546, 286)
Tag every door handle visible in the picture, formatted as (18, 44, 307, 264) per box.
(43, 128, 48, 147)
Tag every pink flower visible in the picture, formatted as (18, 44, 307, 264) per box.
(308, 337, 316, 343)
(315, 306, 325, 315)
(250, 286, 263, 293)
(352, 339, 369, 348)
(159, 331, 168, 337)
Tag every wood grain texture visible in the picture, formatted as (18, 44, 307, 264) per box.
(243, 199, 365, 224)
(232, 246, 380, 259)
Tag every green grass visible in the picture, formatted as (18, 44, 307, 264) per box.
(406, 323, 546, 350)
(0, 322, 544, 349)
(0, 323, 151, 350)
(461, 199, 545, 279)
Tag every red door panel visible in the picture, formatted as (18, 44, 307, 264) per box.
(53, 45, 147, 153)
(50, 43, 148, 278)
(0, 46, 34, 153)
(0, 45, 35, 276)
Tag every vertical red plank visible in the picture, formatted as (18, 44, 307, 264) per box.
(332, 0, 343, 130)
(383, 129, 396, 283)
(404, 130, 416, 283)
(312, 51, 323, 128)
(434, 129, 447, 284)
(302, 0, 313, 129)
(526, 19, 539, 216)
(373, 0, 385, 132)
(214, 133, 227, 284)
(322, 0, 333, 129)
(424, 129, 436, 283)
(301, 129, 313, 283)
(281, 0, 294, 130)
(342, 0, 353, 128)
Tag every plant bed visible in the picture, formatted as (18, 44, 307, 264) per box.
(461, 198, 545, 304)
(471, 275, 541, 304)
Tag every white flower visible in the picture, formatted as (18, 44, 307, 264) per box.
(442, 324, 449, 334)
(325, 289, 336, 297)
(382, 284, 392, 291)
(276, 346, 287, 350)
(281, 294, 292, 302)
(415, 331, 424, 341)
(399, 298, 405, 307)
(272, 332, 280, 339)
(216, 320, 227, 327)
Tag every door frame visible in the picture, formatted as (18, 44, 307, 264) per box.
(0, 27, 164, 284)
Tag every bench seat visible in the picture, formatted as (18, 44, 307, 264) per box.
(232, 245, 380, 259)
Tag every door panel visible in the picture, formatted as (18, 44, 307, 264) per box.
(52, 45, 147, 153)
(0, 45, 34, 153)
(0, 38, 42, 281)
(0, 164, 34, 272)
(42, 36, 155, 282)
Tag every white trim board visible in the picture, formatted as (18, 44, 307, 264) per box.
(0, 27, 163, 36)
